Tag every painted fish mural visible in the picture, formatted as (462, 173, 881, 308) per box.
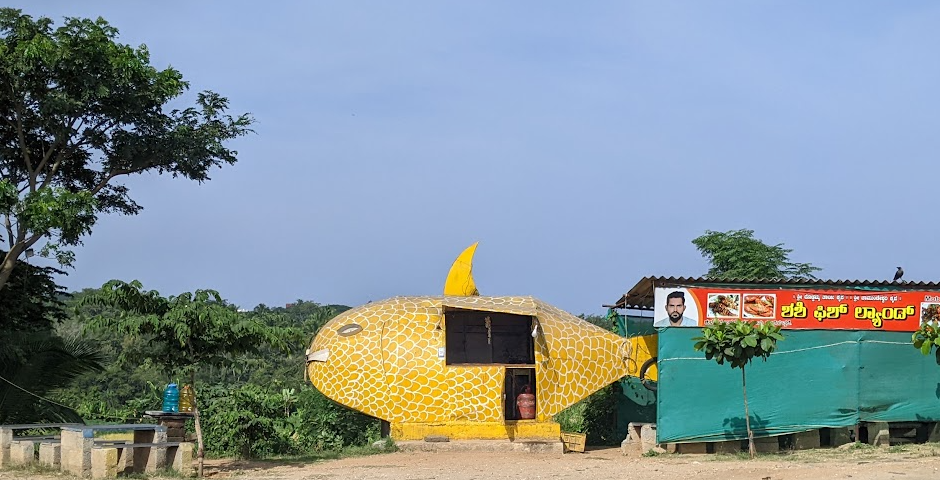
(305, 243, 654, 440)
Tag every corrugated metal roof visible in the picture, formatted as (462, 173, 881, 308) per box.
(606, 276, 940, 310)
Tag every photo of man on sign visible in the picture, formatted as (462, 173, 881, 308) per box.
(654, 289, 699, 327)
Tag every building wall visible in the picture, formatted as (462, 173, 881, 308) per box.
(656, 328, 940, 443)
(307, 296, 632, 425)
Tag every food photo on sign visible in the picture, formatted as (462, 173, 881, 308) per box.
(707, 293, 740, 318)
(922, 303, 940, 324)
(742, 294, 776, 318)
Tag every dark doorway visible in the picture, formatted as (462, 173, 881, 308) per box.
(505, 368, 536, 420)
(444, 309, 535, 365)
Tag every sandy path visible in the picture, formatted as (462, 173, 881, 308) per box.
(2, 445, 939, 480)
(198, 445, 940, 480)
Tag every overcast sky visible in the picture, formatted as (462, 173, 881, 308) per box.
(8, 2, 940, 315)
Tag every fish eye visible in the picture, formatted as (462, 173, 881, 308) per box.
(337, 323, 363, 336)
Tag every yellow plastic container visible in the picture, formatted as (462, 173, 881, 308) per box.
(179, 384, 196, 413)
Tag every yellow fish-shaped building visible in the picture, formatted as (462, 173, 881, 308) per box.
(305, 244, 646, 441)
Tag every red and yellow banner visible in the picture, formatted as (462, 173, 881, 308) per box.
(652, 287, 940, 331)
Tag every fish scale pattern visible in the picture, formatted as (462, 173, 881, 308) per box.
(307, 296, 631, 423)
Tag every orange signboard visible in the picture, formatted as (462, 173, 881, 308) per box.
(652, 287, 940, 331)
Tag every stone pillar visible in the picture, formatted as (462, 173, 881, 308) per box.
(171, 443, 195, 477)
(623, 423, 656, 454)
(713, 440, 742, 454)
(626, 423, 644, 443)
(640, 424, 658, 452)
(753, 436, 779, 453)
(620, 435, 638, 455)
(927, 423, 940, 443)
(868, 422, 890, 447)
(91, 448, 118, 479)
(61, 427, 94, 477)
(9, 440, 34, 465)
(38, 442, 61, 468)
(0, 426, 12, 468)
(675, 442, 707, 454)
(828, 427, 853, 447)
(792, 430, 821, 450)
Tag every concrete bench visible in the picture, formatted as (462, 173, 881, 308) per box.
(91, 441, 193, 478)
(61, 424, 168, 478)
(4, 437, 63, 467)
(0, 423, 77, 468)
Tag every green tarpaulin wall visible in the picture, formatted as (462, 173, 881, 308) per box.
(656, 328, 940, 443)
(614, 313, 657, 441)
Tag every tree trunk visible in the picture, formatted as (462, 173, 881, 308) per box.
(742, 366, 755, 459)
(0, 238, 42, 292)
(191, 371, 205, 477)
(195, 407, 205, 477)
(0, 249, 22, 291)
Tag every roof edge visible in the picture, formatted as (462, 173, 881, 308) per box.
(609, 276, 940, 310)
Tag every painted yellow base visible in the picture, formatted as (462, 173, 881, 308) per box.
(392, 420, 561, 442)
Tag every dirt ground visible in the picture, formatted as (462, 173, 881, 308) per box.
(207, 444, 940, 480)
(196, 445, 939, 480)
(2, 444, 939, 480)
(206, 444, 940, 480)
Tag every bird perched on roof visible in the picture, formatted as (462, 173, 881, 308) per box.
(893, 266, 904, 282)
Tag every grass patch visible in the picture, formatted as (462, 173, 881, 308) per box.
(250, 438, 397, 465)
(1, 462, 64, 477)
(708, 451, 780, 461)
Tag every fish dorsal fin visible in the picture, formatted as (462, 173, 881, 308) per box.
(444, 242, 480, 296)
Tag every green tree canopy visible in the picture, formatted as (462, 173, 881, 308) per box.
(79, 280, 297, 476)
(0, 9, 253, 291)
(692, 229, 821, 280)
(0, 249, 68, 332)
(80, 280, 295, 373)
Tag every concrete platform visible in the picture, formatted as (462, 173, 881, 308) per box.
(396, 439, 564, 454)
(391, 421, 560, 442)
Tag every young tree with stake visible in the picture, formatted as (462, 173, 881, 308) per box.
(692, 320, 783, 458)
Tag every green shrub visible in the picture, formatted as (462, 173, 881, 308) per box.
(199, 383, 292, 458)
(912, 320, 940, 362)
(553, 382, 621, 446)
(581, 383, 621, 446)
(293, 387, 380, 452)
(195, 382, 380, 458)
(553, 400, 586, 434)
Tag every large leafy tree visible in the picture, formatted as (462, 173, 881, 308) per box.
(80, 280, 296, 477)
(692, 229, 820, 280)
(0, 9, 253, 291)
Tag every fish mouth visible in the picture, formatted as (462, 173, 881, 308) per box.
(305, 348, 330, 363)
